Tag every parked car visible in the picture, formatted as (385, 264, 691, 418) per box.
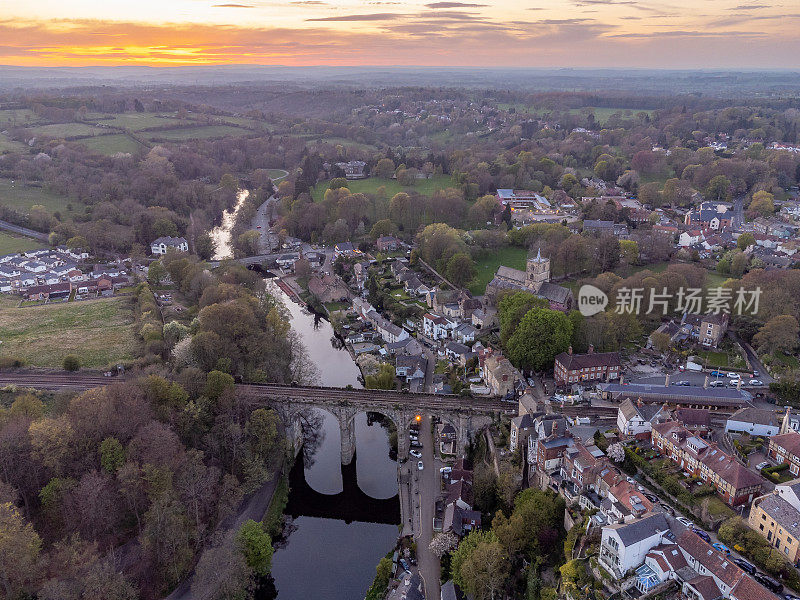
(756, 461, 770, 470)
(660, 503, 674, 515)
(728, 372, 741, 379)
(753, 370, 760, 377)
(732, 557, 756, 575)
(644, 493, 658, 503)
(409, 450, 422, 459)
(626, 477, 636, 485)
(399, 558, 410, 572)
(750, 379, 764, 386)
(410, 441, 422, 449)
(417, 461, 424, 471)
(712, 542, 731, 555)
(440, 466, 452, 474)
(755, 572, 783, 594)
(710, 370, 725, 377)
(673, 380, 690, 386)
(677, 517, 694, 528)
(784, 594, 800, 600)
(692, 529, 711, 542)
(710, 380, 726, 387)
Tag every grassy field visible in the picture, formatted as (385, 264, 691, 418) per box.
(311, 174, 454, 202)
(25, 123, 106, 139)
(267, 169, 289, 181)
(0, 178, 83, 215)
(0, 133, 25, 153)
(88, 112, 182, 131)
(79, 134, 144, 155)
(144, 125, 251, 141)
(468, 246, 528, 295)
(0, 232, 45, 255)
(0, 295, 137, 368)
(0, 109, 43, 127)
(302, 135, 377, 152)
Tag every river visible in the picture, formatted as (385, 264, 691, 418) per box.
(267, 284, 400, 600)
(210, 189, 249, 260)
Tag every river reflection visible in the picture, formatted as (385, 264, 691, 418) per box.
(210, 189, 249, 260)
(266, 284, 400, 599)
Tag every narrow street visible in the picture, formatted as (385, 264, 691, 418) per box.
(415, 414, 441, 600)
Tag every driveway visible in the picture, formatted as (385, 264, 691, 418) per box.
(414, 414, 441, 600)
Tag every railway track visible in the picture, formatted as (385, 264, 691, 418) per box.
(0, 372, 515, 414)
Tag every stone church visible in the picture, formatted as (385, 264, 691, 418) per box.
(485, 249, 573, 312)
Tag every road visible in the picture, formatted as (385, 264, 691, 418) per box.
(253, 196, 279, 254)
(732, 195, 745, 230)
(414, 414, 441, 600)
(0, 218, 50, 242)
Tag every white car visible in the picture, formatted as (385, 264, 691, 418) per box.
(677, 517, 694, 528)
(440, 466, 452, 474)
(417, 461, 424, 471)
(756, 461, 770, 470)
(410, 450, 422, 459)
(749, 379, 764, 386)
(727, 372, 740, 379)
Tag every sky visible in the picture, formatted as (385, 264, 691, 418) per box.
(0, 1, 798, 68)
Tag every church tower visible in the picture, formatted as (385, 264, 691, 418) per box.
(526, 248, 550, 292)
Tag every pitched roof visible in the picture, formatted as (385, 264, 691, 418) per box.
(606, 513, 670, 546)
(674, 408, 711, 427)
(556, 350, 621, 371)
(771, 432, 800, 457)
(757, 494, 800, 541)
(727, 407, 778, 427)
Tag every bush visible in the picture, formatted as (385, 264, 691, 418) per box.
(0, 356, 24, 368)
(62, 355, 81, 371)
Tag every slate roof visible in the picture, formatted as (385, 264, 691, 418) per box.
(727, 407, 778, 427)
(770, 432, 800, 458)
(556, 350, 621, 371)
(607, 513, 670, 546)
(757, 494, 800, 541)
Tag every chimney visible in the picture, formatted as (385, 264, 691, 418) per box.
(568, 346, 573, 355)
(620, 375, 624, 385)
(781, 406, 792, 435)
(588, 344, 594, 354)
(551, 419, 558, 436)
(637, 397, 643, 408)
(665, 374, 670, 387)
(704, 375, 709, 389)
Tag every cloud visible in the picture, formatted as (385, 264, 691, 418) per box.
(290, 1, 329, 4)
(212, 3, 254, 7)
(305, 12, 404, 21)
(425, 2, 487, 7)
(573, 0, 638, 5)
(731, 3, 768, 9)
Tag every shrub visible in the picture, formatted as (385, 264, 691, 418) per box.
(0, 356, 24, 368)
(62, 355, 80, 371)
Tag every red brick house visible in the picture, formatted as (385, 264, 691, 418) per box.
(554, 346, 621, 386)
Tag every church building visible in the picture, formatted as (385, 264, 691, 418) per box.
(485, 250, 573, 312)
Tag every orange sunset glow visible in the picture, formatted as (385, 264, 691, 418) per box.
(0, 1, 798, 67)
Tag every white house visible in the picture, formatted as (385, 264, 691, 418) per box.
(617, 398, 665, 438)
(423, 313, 455, 340)
(150, 236, 188, 255)
(599, 513, 671, 578)
(678, 230, 703, 247)
(724, 407, 780, 437)
(453, 322, 477, 344)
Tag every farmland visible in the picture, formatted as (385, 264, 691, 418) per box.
(78, 134, 145, 155)
(25, 122, 106, 139)
(144, 125, 251, 141)
(0, 295, 138, 368)
(468, 246, 528, 295)
(0, 178, 83, 215)
(87, 112, 182, 131)
(312, 174, 455, 202)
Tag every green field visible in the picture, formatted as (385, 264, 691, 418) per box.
(25, 123, 106, 139)
(0, 178, 83, 215)
(0, 133, 25, 153)
(0, 295, 137, 368)
(468, 246, 529, 295)
(267, 169, 289, 181)
(144, 125, 251, 141)
(79, 134, 144, 155)
(0, 231, 45, 255)
(312, 174, 455, 202)
(87, 112, 182, 131)
(0, 109, 42, 127)
(302, 135, 377, 151)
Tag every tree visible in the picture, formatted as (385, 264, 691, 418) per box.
(458, 539, 510, 600)
(235, 230, 260, 257)
(446, 252, 476, 288)
(66, 235, 89, 251)
(192, 538, 252, 600)
(498, 292, 549, 346)
(100, 437, 125, 473)
(0, 502, 42, 598)
(365, 364, 396, 390)
(206, 369, 235, 400)
(236, 519, 273, 576)
(737, 232, 755, 251)
(607, 442, 625, 463)
(63, 355, 81, 371)
(619, 239, 639, 267)
(506, 308, 572, 371)
(195, 232, 216, 260)
(369, 219, 398, 240)
(705, 175, 731, 202)
(429, 532, 459, 558)
(749, 190, 775, 218)
(754, 315, 799, 355)
(650, 331, 671, 354)
(375, 158, 395, 179)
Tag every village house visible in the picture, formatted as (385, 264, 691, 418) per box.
(724, 407, 781, 437)
(684, 201, 732, 230)
(748, 482, 800, 564)
(422, 312, 455, 340)
(651, 421, 763, 505)
(150, 236, 188, 255)
(768, 432, 800, 477)
(376, 235, 402, 252)
(617, 398, 666, 439)
(333, 241, 360, 258)
(395, 355, 427, 381)
(482, 354, 518, 397)
(554, 346, 621, 386)
(334, 160, 367, 179)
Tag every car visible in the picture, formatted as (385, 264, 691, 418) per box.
(660, 503, 674, 514)
(755, 572, 783, 594)
(626, 477, 636, 485)
(677, 517, 694, 528)
(732, 557, 757, 575)
(784, 594, 800, 600)
(753, 370, 760, 377)
(644, 493, 658, 503)
(256, 225, 262, 229)
(750, 379, 764, 386)
(672, 380, 690, 386)
(409, 435, 419, 442)
(712, 542, 731, 555)
(409, 450, 422, 458)
(410, 441, 422, 449)
(756, 461, 770, 470)
(710, 380, 726, 387)
(692, 529, 711, 542)
(399, 558, 410, 572)
(417, 461, 424, 471)
(710, 370, 725, 377)
(728, 372, 741, 379)
(440, 466, 452, 474)
(637, 485, 646, 492)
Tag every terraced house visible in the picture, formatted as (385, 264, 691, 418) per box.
(651, 421, 764, 506)
(768, 432, 800, 476)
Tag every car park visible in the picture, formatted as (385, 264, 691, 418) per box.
(692, 529, 711, 542)
(409, 450, 422, 458)
(712, 542, 731, 555)
(755, 572, 783, 594)
(417, 461, 424, 470)
(732, 557, 756, 575)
